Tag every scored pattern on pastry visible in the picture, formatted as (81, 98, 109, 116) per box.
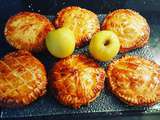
(50, 54, 105, 108)
(4, 12, 54, 52)
(0, 60, 36, 96)
(107, 56, 160, 106)
(0, 50, 47, 107)
(102, 9, 150, 52)
(54, 6, 100, 47)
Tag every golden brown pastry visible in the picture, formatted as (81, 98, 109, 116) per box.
(102, 9, 150, 53)
(107, 56, 160, 106)
(4, 12, 54, 52)
(0, 50, 47, 107)
(50, 54, 105, 108)
(54, 6, 100, 47)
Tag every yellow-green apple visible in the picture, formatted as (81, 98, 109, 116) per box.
(89, 30, 120, 61)
(46, 27, 75, 58)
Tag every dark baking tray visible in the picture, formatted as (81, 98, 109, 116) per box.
(1, 0, 160, 119)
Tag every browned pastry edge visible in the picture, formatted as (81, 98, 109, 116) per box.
(0, 50, 47, 108)
(102, 9, 150, 53)
(54, 6, 100, 48)
(50, 54, 106, 109)
(0, 89, 47, 108)
(4, 12, 54, 52)
(107, 55, 160, 106)
(55, 89, 101, 109)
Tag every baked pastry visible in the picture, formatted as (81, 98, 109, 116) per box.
(4, 12, 54, 52)
(54, 6, 100, 47)
(107, 56, 160, 106)
(102, 9, 150, 53)
(50, 54, 105, 108)
(0, 50, 47, 107)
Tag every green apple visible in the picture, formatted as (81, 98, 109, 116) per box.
(46, 27, 75, 58)
(89, 30, 120, 61)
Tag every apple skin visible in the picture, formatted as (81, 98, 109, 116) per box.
(46, 27, 75, 58)
(89, 30, 120, 61)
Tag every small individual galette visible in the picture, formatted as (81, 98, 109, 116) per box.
(50, 54, 105, 109)
(54, 6, 100, 47)
(0, 50, 47, 107)
(102, 9, 150, 53)
(4, 11, 54, 52)
(107, 56, 160, 106)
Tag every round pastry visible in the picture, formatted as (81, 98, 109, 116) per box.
(107, 56, 160, 106)
(54, 6, 100, 47)
(50, 54, 105, 108)
(0, 50, 47, 107)
(4, 12, 54, 52)
(102, 9, 150, 53)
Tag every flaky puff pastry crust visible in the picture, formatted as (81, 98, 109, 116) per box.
(54, 6, 100, 47)
(107, 56, 160, 106)
(102, 9, 150, 53)
(50, 55, 105, 109)
(4, 12, 54, 52)
(0, 50, 47, 107)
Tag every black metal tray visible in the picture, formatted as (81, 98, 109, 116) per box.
(1, 14, 160, 119)
(1, 0, 160, 119)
